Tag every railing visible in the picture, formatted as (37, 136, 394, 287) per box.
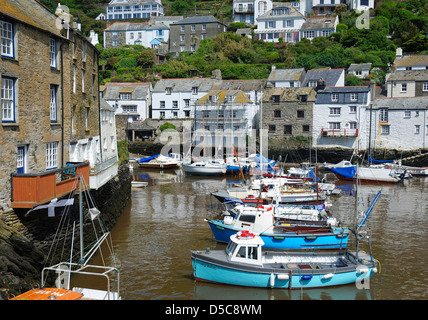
(321, 128, 358, 137)
(11, 162, 89, 209)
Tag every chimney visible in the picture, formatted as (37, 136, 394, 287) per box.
(212, 69, 222, 80)
(396, 47, 402, 58)
(271, 65, 276, 71)
(370, 80, 376, 101)
(316, 78, 326, 91)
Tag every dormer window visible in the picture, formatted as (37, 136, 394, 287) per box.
(225, 95, 234, 103)
(166, 87, 172, 95)
(299, 94, 308, 102)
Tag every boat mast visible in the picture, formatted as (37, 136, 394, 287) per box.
(79, 174, 84, 264)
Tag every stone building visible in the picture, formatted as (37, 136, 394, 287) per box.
(169, 16, 227, 55)
(262, 87, 316, 140)
(0, 0, 113, 211)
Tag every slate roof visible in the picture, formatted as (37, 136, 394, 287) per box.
(171, 15, 224, 25)
(152, 78, 214, 92)
(372, 96, 428, 110)
(268, 68, 305, 82)
(394, 54, 428, 67)
(317, 86, 370, 93)
(302, 68, 344, 87)
(386, 70, 428, 81)
(258, 6, 303, 20)
(0, 0, 64, 38)
(196, 90, 253, 104)
(104, 21, 168, 31)
(101, 83, 152, 100)
(348, 63, 372, 72)
(300, 16, 337, 30)
(211, 79, 266, 91)
(262, 87, 316, 102)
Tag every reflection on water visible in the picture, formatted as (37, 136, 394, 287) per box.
(107, 168, 428, 300)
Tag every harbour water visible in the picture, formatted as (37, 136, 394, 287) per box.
(106, 167, 428, 300)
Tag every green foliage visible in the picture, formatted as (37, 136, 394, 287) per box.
(117, 140, 129, 165)
(137, 50, 156, 68)
(159, 122, 177, 131)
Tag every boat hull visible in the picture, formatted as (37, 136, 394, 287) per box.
(182, 164, 226, 176)
(191, 252, 375, 289)
(207, 220, 348, 250)
(331, 166, 401, 183)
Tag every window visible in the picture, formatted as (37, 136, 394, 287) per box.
(302, 125, 310, 132)
(1, 77, 15, 122)
(349, 106, 356, 113)
(173, 101, 178, 108)
(122, 105, 137, 113)
(274, 110, 281, 118)
(203, 111, 209, 118)
(217, 123, 224, 130)
(381, 125, 389, 134)
(73, 65, 77, 93)
(202, 24, 206, 30)
(299, 94, 307, 102)
(0, 20, 14, 58)
(46, 142, 59, 169)
(401, 83, 407, 92)
(218, 111, 224, 118)
(50, 85, 58, 122)
(180, 35, 185, 41)
(50, 38, 57, 68)
(120, 92, 132, 100)
(82, 42, 87, 62)
(379, 108, 388, 122)
(85, 108, 89, 130)
(160, 101, 165, 108)
(225, 95, 234, 103)
(284, 125, 292, 134)
(303, 31, 314, 39)
(349, 121, 357, 129)
(404, 110, 411, 118)
(423, 82, 428, 91)
(297, 110, 304, 118)
(350, 93, 357, 101)
(415, 125, 420, 134)
(329, 107, 341, 115)
(181, 25, 185, 32)
(82, 70, 85, 92)
(160, 111, 165, 117)
(191, 24, 195, 31)
(308, 81, 317, 87)
(322, 30, 332, 37)
(331, 93, 339, 102)
(269, 125, 276, 132)
(173, 111, 178, 118)
(166, 87, 172, 95)
(192, 87, 198, 95)
(272, 95, 280, 103)
(329, 122, 341, 129)
(184, 99, 190, 107)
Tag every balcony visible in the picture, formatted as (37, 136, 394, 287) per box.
(321, 128, 358, 137)
(11, 162, 89, 209)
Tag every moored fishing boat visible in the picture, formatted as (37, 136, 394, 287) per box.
(182, 160, 227, 176)
(191, 230, 378, 289)
(331, 165, 405, 183)
(138, 154, 180, 169)
(206, 204, 348, 250)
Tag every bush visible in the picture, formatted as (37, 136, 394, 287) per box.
(159, 122, 177, 131)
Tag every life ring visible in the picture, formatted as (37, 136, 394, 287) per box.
(237, 230, 255, 239)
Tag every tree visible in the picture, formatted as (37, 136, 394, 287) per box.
(137, 50, 156, 68)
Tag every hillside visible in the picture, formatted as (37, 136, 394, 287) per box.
(40, 0, 428, 82)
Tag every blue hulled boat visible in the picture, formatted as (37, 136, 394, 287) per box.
(206, 204, 348, 250)
(191, 231, 378, 289)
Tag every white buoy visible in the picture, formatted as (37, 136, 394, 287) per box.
(269, 273, 275, 288)
(322, 273, 334, 279)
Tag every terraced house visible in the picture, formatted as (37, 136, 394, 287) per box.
(0, 0, 117, 212)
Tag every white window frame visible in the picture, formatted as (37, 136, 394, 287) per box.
(401, 83, 407, 92)
(50, 38, 57, 68)
(350, 93, 357, 101)
(379, 108, 388, 122)
(82, 69, 85, 93)
(349, 106, 356, 113)
(331, 93, 339, 102)
(0, 20, 14, 58)
(415, 125, 420, 134)
(329, 122, 341, 130)
(1, 77, 15, 122)
(46, 142, 59, 170)
(404, 110, 411, 118)
(423, 82, 428, 91)
(381, 125, 390, 134)
(50, 85, 58, 122)
(329, 107, 341, 115)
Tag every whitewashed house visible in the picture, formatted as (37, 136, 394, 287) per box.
(193, 90, 259, 152)
(255, 5, 305, 42)
(346, 0, 375, 11)
(88, 99, 119, 190)
(312, 85, 372, 150)
(105, 0, 164, 20)
(369, 96, 428, 151)
(348, 63, 372, 79)
(385, 70, 428, 98)
(101, 82, 152, 122)
(103, 21, 169, 48)
(267, 66, 306, 88)
(151, 78, 215, 119)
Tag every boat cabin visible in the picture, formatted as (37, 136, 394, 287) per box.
(225, 231, 264, 266)
(226, 205, 275, 234)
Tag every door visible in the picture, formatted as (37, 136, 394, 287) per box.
(17, 146, 26, 174)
